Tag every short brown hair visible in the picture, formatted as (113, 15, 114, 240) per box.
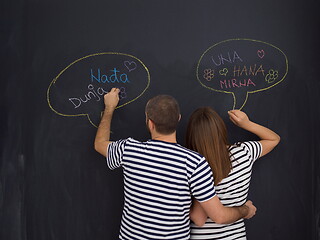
(145, 95, 180, 135)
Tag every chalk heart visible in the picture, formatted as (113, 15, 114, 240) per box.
(219, 68, 228, 76)
(124, 60, 137, 72)
(257, 50, 265, 59)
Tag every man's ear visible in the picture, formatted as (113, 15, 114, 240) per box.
(148, 119, 155, 130)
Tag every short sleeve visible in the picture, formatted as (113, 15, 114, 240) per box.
(106, 139, 127, 170)
(241, 141, 262, 163)
(189, 157, 216, 202)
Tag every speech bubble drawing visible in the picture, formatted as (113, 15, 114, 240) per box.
(196, 39, 288, 109)
(47, 52, 150, 127)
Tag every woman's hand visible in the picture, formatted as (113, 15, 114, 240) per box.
(228, 109, 280, 157)
(228, 110, 251, 129)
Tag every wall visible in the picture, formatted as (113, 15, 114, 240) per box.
(1, 0, 319, 239)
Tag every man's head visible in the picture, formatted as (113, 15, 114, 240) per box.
(145, 95, 181, 135)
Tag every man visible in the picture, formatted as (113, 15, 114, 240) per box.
(94, 88, 256, 239)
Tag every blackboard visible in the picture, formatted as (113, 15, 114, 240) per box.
(1, 1, 319, 239)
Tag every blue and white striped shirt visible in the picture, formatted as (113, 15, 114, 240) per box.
(190, 141, 262, 240)
(107, 138, 216, 240)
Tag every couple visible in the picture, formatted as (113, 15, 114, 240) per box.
(94, 88, 280, 240)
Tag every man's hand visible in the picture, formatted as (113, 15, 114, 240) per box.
(243, 200, 257, 219)
(104, 88, 120, 109)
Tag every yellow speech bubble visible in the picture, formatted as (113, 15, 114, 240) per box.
(197, 39, 288, 109)
(47, 52, 150, 127)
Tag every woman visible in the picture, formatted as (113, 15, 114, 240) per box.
(186, 107, 280, 240)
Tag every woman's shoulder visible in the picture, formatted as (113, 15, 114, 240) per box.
(228, 141, 262, 162)
(229, 141, 261, 151)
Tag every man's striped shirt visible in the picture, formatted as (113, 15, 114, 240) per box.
(190, 141, 262, 240)
(107, 138, 216, 240)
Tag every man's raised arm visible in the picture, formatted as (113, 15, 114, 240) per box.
(94, 88, 120, 157)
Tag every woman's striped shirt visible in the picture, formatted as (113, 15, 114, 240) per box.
(190, 141, 262, 240)
(106, 138, 216, 240)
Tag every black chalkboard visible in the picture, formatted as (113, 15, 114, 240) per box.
(1, 0, 319, 239)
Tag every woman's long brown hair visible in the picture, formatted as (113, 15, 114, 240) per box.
(186, 107, 232, 185)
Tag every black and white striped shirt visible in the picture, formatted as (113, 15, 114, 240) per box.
(190, 141, 262, 240)
(107, 138, 216, 240)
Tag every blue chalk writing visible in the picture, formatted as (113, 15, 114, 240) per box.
(91, 68, 130, 84)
